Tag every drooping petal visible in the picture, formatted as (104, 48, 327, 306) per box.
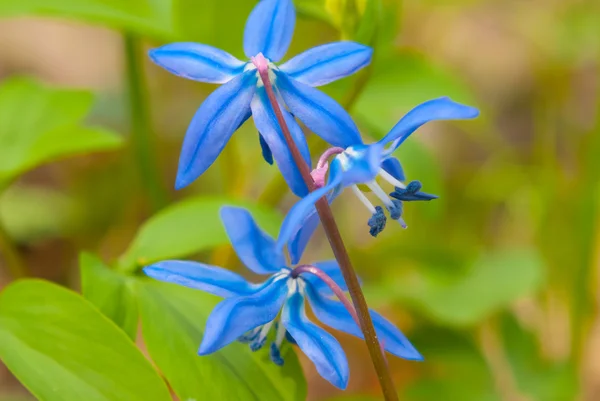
(302, 260, 355, 295)
(176, 71, 257, 189)
(275, 71, 362, 147)
(379, 97, 480, 153)
(337, 144, 384, 186)
(198, 276, 288, 355)
(149, 43, 245, 84)
(220, 206, 284, 274)
(143, 261, 254, 298)
(251, 87, 311, 196)
(243, 0, 295, 62)
(306, 286, 423, 361)
(276, 161, 344, 252)
(381, 156, 405, 181)
(279, 41, 373, 87)
(281, 292, 349, 389)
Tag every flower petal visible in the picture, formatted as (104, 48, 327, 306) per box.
(379, 97, 480, 153)
(220, 206, 284, 274)
(275, 71, 362, 147)
(198, 276, 288, 355)
(176, 71, 257, 189)
(143, 261, 254, 298)
(279, 41, 373, 87)
(381, 156, 405, 181)
(282, 292, 349, 389)
(149, 43, 245, 84)
(251, 87, 311, 197)
(306, 285, 423, 361)
(243, 0, 295, 62)
(276, 162, 344, 252)
(337, 144, 383, 186)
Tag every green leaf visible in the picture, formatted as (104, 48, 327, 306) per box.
(0, 78, 123, 187)
(118, 196, 283, 271)
(137, 281, 307, 401)
(0, 184, 81, 242)
(370, 248, 545, 326)
(0, 280, 171, 401)
(80, 253, 139, 340)
(0, 0, 173, 38)
(355, 51, 477, 134)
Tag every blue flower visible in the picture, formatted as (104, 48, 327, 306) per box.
(149, 0, 372, 196)
(144, 206, 422, 389)
(279, 97, 480, 263)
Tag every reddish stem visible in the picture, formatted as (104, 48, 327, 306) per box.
(317, 147, 345, 169)
(254, 59, 398, 400)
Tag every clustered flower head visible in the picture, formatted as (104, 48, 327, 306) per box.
(144, 0, 479, 391)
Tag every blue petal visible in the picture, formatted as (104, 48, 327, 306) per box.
(379, 97, 480, 152)
(149, 43, 245, 84)
(282, 292, 349, 389)
(243, 0, 295, 62)
(381, 156, 405, 181)
(198, 276, 288, 355)
(220, 206, 285, 274)
(143, 261, 254, 298)
(279, 41, 373, 87)
(275, 71, 362, 147)
(277, 162, 344, 252)
(305, 285, 423, 361)
(251, 87, 311, 197)
(337, 144, 383, 186)
(288, 188, 341, 264)
(301, 260, 354, 295)
(176, 71, 257, 189)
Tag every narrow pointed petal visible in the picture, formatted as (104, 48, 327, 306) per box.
(381, 156, 405, 181)
(243, 0, 295, 62)
(144, 261, 254, 298)
(275, 71, 361, 147)
(282, 292, 349, 389)
(258, 133, 274, 164)
(176, 71, 257, 189)
(251, 88, 311, 196)
(279, 42, 373, 87)
(379, 97, 479, 152)
(277, 162, 344, 252)
(149, 43, 245, 84)
(220, 206, 284, 274)
(198, 276, 288, 355)
(306, 286, 423, 361)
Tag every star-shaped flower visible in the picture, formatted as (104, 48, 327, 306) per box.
(149, 0, 372, 196)
(278, 97, 480, 263)
(144, 206, 421, 389)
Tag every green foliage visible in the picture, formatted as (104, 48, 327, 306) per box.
(137, 281, 307, 401)
(80, 253, 139, 340)
(117, 196, 283, 272)
(0, 77, 123, 188)
(0, 280, 171, 401)
(368, 248, 545, 326)
(0, 0, 173, 38)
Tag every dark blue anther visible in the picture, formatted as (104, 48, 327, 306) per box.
(285, 330, 297, 345)
(259, 133, 274, 165)
(390, 181, 438, 202)
(250, 335, 267, 351)
(238, 330, 258, 344)
(368, 206, 387, 237)
(388, 199, 403, 220)
(269, 343, 284, 366)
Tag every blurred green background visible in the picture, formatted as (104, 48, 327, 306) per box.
(0, 0, 599, 400)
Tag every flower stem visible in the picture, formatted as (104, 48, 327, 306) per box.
(257, 68, 398, 400)
(0, 219, 26, 279)
(124, 34, 168, 212)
